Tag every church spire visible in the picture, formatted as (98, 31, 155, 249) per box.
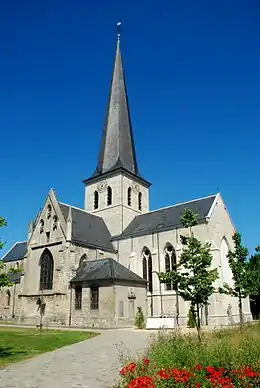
(89, 23, 141, 180)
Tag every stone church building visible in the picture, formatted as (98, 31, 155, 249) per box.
(1, 35, 251, 328)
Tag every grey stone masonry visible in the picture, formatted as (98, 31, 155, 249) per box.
(0, 329, 152, 388)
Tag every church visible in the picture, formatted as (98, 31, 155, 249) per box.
(0, 32, 252, 328)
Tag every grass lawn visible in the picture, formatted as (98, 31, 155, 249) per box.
(0, 327, 98, 367)
(117, 322, 260, 387)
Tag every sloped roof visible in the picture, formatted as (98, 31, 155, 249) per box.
(114, 195, 217, 240)
(70, 258, 146, 286)
(2, 241, 27, 263)
(8, 271, 22, 284)
(59, 203, 116, 253)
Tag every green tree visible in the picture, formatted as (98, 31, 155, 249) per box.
(248, 246, 260, 297)
(0, 216, 20, 288)
(135, 306, 145, 329)
(187, 305, 196, 328)
(0, 217, 7, 250)
(247, 246, 260, 319)
(158, 209, 218, 340)
(219, 232, 249, 326)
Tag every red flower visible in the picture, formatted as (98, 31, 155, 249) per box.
(195, 383, 201, 388)
(170, 368, 192, 383)
(244, 367, 257, 378)
(195, 365, 203, 371)
(120, 362, 137, 376)
(128, 376, 155, 388)
(157, 368, 170, 380)
(206, 366, 216, 374)
(143, 358, 150, 366)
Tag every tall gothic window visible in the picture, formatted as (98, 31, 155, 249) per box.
(94, 191, 99, 210)
(127, 187, 132, 206)
(138, 192, 142, 211)
(107, 186, 112, 206)
(142, 247, 153, 293)
(164, 243, 177, 291)
(39, 249, 54, 290)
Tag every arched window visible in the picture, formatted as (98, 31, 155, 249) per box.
(107, 186, 112, 206)
(138, 192, 142, 211)
(94, 191, 99, 210)
(39, 249, 54, 290)
(220, 237, 233, 286)
(40, 219, 44, 233)
(6, 290, 11, 306)
(127, 187, 132, 206)
(79, 254, 88, 266)
(142, 256, 147, 281)
(47, 204, 52, 219)
(142, 247, 153, 293)
(53, 215, 58, 230)
(164, 243, 177, 291)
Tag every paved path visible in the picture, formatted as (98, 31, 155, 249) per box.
(0, 329, 153, 388)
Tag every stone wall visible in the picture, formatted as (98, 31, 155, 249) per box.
(84, 173, 150, 236)
(114, 285, 147, 327)
(116, 194, 252, 326)
(71, 285, 116, 328)
(71, 283, 147, 328)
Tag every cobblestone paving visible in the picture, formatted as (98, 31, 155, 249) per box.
(0, 329, 153, 388)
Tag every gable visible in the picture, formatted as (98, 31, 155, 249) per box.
(114, 194, 217, 239)
(28, 189, 67, 246)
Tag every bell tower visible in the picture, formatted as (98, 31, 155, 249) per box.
(83, 24, 151, 236)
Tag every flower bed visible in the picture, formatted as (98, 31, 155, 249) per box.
(119, 359, 260, 387)
(116, 324, 260, 388)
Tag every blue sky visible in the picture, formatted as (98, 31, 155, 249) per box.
(1, 0, 259, 256)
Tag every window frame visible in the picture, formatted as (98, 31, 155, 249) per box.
(74, 287, 82, 310)
(94, 190, 99, 210)
(107, 186, 112, 206)
(142, 247, 153, 293)
(164, 244, 177, 291)
(39, 250, 54, 290)
(90, 286, 99, 310)
(138, 192, 142, 211)
(127, 187, 132, 206)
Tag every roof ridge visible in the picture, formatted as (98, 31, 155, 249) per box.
(146, 194, 218, 216)
(109, 258, 115, 278)
(58, 202, 102, 218)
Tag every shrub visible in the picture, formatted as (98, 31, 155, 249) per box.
(187, 305, 196, 328)
(134, 306, 145, 329)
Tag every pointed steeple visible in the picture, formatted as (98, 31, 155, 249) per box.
(87, 28, 146, 183)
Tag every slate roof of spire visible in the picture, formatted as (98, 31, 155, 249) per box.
(84, 38, 149, 185)
(113, 194, 217, 240)
(70, 258, 146, 286)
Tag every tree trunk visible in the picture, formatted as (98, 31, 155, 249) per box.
(238, 290, 243, 327)
(175, 287, 179, 326)
(196, 303, 201, 341)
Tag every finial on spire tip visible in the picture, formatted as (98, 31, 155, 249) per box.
(116, 21, 122, 41)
